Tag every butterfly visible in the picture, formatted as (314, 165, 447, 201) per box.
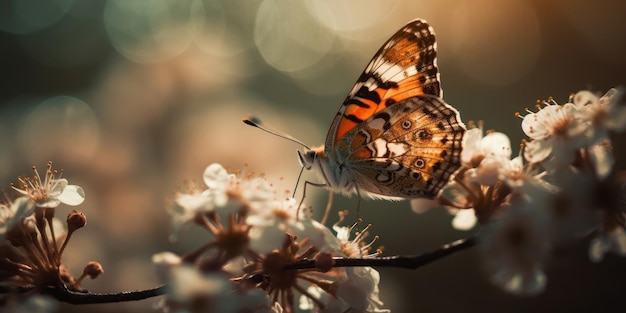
(296, 19, 466, 200)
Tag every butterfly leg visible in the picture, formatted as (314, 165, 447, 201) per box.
(297, 180, 327, 221)
(354, 185, 363, 229)
(320, 191, 334, 225)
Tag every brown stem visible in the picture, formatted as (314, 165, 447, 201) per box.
(45, 215, 60, 265)
(35, 219, 55, 267)
(58, 229, 75, 260)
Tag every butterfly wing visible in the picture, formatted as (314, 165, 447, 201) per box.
(339, 95, 465, 199)
(325, 19, 441, 153)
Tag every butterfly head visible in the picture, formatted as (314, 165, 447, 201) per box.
(297, 145, 355, 195)
(297, 146, 324, 171)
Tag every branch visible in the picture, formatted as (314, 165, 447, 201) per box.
(0, 284, 167, 304)
(284, 235, 477, 270)
(0, 236, 477, 304)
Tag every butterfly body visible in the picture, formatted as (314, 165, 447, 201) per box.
(298, 146, 356, 196)
(299, 19, 465, 200)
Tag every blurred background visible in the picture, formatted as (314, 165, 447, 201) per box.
(1, 0, 625, 312)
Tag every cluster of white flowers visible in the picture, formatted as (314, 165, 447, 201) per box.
(0, 162, 104, 308)
(155, 163, 388, 313)
(1, 162, 86, 255)
(1, 163, 85, 239)
(413, 88, 626, 295)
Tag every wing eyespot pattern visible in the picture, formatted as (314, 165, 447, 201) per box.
(414, 158, 426, 169)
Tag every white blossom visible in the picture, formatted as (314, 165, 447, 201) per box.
(576, 88, 626, 144)
(298, 219, 389, 313)
(480, 198, 550, 296)
(12, 163, 85, 208)
(248, 198, 338, 254)
(168, 163, 275, 240)
(521, 99, 588, 167)
(450, 208, 478, 231)
(0, 197, 35, 242)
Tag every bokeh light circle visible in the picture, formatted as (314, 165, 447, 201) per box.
(189, 0, 249, 57)
(103, 0, 193, 63)
(305, 0, 399, 33)
(254, 0, 336, 73)
(19, 96, 100, 163)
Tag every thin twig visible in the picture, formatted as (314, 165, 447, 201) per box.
(0, 284, 167, 304)
(284, 235, 477, 270)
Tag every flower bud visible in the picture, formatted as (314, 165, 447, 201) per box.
(83, 261, 104, 279)
(67, 210, 86, 232)
(314, 252, 334, 273)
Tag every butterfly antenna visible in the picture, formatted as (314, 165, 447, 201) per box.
(243, 116, 310, 150)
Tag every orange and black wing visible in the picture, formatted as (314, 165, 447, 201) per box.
(325, 19, 441, 151)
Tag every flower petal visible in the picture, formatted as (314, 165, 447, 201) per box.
(249, 225, 287, 254)
(452, 209, 477, 231)
(49, 178, 69, 198)
(588, 142, 614, 180)
(410, 198, 438, 214)
(0, 197, 35, 242)
(203, 163, 230, 189)
(522, 112, 549, 140)
(572, 90, 598, 107)
(523, 139, 552, 164)
(473, 157, 503, 186)
(480, 132, 511, 159)
(461, 128, 483, 163)
(58, 185, 86, 206)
